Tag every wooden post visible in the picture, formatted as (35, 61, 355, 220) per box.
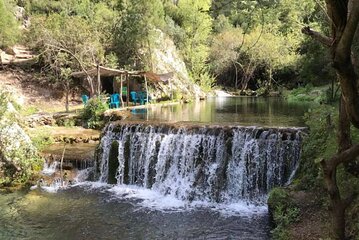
(145, 75, 149, 105)
(144, 75, 149, 121)
(126, 73, 130, 106)
(170, 78, 173, 100)
(87, 76, 95, 97)
(97, 64, 101, 95)
(120, 75, 124, 107)
(60, 144, 66, 187)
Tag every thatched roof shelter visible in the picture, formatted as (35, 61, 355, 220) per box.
(71, 65, 173, 106)
(71, 65, 173, 82)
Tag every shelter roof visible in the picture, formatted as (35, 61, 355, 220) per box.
(71, 66, 173, 82)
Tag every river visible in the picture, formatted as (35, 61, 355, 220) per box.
(0, 97, 310, 240)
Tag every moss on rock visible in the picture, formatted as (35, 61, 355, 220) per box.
(0, 91, 43, 187)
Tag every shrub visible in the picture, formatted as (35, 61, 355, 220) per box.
(292, 105, 336, 190)
(28, 128, 54, 151)
(81, 95, 108, 129)
(285, 85, 324, 103)
(268, 188, 300, 240)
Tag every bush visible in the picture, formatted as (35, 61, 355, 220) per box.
(28, 128, 54, 151)
(293, 105, 337, 190)
(81, 95, 108, 129)
(0, 0, 20, 48)
(285, 84, 331, 104)
(268, 188, 300, 240)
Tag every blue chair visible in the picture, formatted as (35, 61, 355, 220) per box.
(81, 95, 89, 106)
(130, 91, 139, 105)
(138, 91, 148, 105)
(109, 93, 120, 108)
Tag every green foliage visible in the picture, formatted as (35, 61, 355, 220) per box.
(347, 200, 359, 239)
(163, 0, 213, 90)
(0, 90, 8, 117)
(285, 84, 338, 104)
(295, 105, 337, 190)
(268, 188, 300, 240)
(81, 96, 108, 129)
(198, 71, 215, 92)
(208, 0, 323, 90)
(0, 92, 43, 186)
(210, 25, 300, 90)
(298, 39, 335, 86)
(0, 0, 20, 48)
(114, 0, 165, 68)
(19, 106, 39, 116)
(176, 0, 212, 88)
(28, 128, 54, 151)
(55, 118, 76, 127)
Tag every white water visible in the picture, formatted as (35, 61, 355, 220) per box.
(94, 123, 303, 213)
(41, 161, 59, 176)
(35, 162, 93, 193)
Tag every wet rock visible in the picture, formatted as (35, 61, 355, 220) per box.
(103, 109, 132, 122)
(0, 122, 43, 186)
(24, 113, 55, 127)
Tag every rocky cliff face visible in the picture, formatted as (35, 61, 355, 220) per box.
(149, 30, 205, 101)
(0, 91, 43, 187)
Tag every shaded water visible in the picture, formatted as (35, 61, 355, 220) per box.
(132, 97, 310, 127)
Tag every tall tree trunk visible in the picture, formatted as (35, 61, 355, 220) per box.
(320, 97, 359, 239)
(233, 61, 238, 89)
(268, 68, 272, 91)
(302, 2, 359, 238)
(327, 96, 351, 239)
(65, 88, 69, 113)
(97, 64, 101, 96)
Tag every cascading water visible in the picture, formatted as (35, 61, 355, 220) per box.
(41, 161, 59, 176)
(96, 122, 304, 205)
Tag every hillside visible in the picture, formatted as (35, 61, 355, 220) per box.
(0, 68, 82, 113)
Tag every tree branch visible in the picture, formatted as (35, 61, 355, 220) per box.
(336, 2, 359, 62)
(331, 143, 359, 167)
(301, 26, 333, 47)
(45, 44, 92, 80)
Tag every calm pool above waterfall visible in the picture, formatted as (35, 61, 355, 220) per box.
(0, 97, 310, 240)
(131, 97, 310, 127)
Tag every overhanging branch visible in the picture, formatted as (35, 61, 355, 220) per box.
(45, 44, 92, 80)
(331, 144, 359, 167)
(301, 26, 333, 47)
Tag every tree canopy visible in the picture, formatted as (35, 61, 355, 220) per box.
(0, 0, 338, 92)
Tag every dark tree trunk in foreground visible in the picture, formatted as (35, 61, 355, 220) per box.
(302, 1, 359, 239)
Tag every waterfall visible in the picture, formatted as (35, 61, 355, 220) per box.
(41, 161, 59, 176)
(96, 122, 304, 204)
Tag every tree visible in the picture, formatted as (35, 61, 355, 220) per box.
(114, 0, 165, 68)
(164, 0, 213, 88)
(302, 1, 359, 239)
(27, 14, 105, 108)
(210, 25, 299, 91)
(0, 0, 20, 48)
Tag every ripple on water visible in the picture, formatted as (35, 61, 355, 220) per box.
(0, 187, 270, 239)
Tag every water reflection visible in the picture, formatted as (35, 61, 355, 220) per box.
(132, 97, 310, 127)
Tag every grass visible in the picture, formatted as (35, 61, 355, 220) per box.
(284, 84, 340, 104)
